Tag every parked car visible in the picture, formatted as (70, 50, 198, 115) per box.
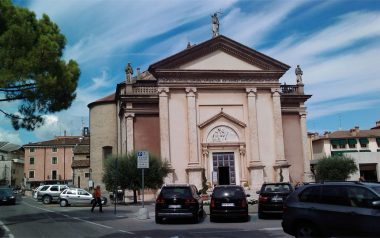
(282, 181, 380, 237)
(0, 187, 16, 205)
(33, 185, 44, 199)
(257, 182, 293, 218)
(37, 184, 69, 204)
(155, 184, 204, 224)
(59, 188, 107, 207)
(210, 185, 250, 222)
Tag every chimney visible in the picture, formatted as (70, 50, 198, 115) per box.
(376, 120, 380, 127)
(323, 131, 330, 137)
(64, 130, 67, 136)
(355, 126, 360, 133)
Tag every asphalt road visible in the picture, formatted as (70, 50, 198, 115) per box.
(0, 197, 291, 238)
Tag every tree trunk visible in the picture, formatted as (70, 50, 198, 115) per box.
(133, 189, 137, 203)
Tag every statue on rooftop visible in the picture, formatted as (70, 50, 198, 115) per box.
(295, 65, 303, 84)
(125, 63, 133, 83)
(211, 12, 220, 38)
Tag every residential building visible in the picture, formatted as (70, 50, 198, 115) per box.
(0, 142, 24, 187)
(311, 121, 380, 181)
(23, 132, 89, 189)
(72, 133, 91, 190)
(88, 34, 313, 194)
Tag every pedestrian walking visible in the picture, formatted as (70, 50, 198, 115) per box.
(91, 185, 103, 212)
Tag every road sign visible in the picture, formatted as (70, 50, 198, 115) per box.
(137, 151, 149, 169)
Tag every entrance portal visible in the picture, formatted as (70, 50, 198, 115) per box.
(212, 152, 236, 185)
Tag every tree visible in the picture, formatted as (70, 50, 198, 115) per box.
(102, 152, 170, 203)
(0, 0, 80, 130)
(315, 155, 358, 181)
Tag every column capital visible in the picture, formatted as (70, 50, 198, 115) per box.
(158, 87, 169, 96)
(239, 145, 246, 156)
(271, 88, 281, 97)
(299, 111, 307, 118)
(125, 112, 135, 118)
(185, 87, 197, 96)
(246, 88, 257, 96)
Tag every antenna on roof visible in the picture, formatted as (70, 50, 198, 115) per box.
(338, 114, 342, 130)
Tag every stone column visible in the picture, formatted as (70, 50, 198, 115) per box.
(186, 87, 199, 166)
(300, 111, 314, 182)
(271, 88, 286, 162)
(246, 88, 260, 164)
(125, 113, 135, 153)
(239, 145, 247, 184)
(158, 87, 171, 164)
(271, 88, 289, 182)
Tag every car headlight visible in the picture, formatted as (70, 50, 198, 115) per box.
(10, 196, 15, 199)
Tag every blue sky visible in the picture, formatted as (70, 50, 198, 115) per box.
(1, 0, 380, 145)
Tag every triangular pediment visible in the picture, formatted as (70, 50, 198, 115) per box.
(179, 50, 262, 70)
(149, 35, 290, 74)
(199, 111, 246, 129)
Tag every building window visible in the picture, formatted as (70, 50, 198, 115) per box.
(103, 146, 112, 160)
(339, 144, 346, 149)
(52, 157, 58, 164)
(29, 170, 35, 179)
(30, 148, 35, 152)
(359, 138, 369, 148)
(376, 138, 380, 147)
(52, 147, 58, 152)
(85, 173, 90, 178)
(332, 144, 337, 149)
(30, 157, 35, 165)
(348, 143, 356, 149)
(52, 170, 57, 180)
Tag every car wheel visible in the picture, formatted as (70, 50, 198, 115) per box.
(42, 196, 52, 204)
(60, 199, 68, 207)
(296, 222, 319, 238)
(155, 215, 163, 224)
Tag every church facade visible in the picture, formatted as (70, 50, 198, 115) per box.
(88, 35, 312, 192)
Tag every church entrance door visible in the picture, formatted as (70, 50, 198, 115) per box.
(212, 152, 236, 185)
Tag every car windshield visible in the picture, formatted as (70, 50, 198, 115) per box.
(263, 184, 291, 193)
(0, 188, 13, 196)
(213, 187, 245, 198)
(160, 187, 192, 198)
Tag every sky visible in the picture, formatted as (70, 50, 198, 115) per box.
(1, 0, 380, 145)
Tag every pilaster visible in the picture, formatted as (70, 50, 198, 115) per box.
(246, 88, 260, 166)
(300, 111, 314, 182)
(125, 113, 135, 153)
(271, 88, 286, 163)
(186, 87, 199, 167)
(158, 87, 171, 165)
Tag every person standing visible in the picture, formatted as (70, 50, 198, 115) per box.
(91, 185, 103, 212)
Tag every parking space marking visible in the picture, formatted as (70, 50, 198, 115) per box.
(119, 229, 134, 234)
(259, 227, 283, 231)
(22, 201, 135, 234)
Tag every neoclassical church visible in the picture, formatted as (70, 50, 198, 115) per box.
(88, 34, 312, 193)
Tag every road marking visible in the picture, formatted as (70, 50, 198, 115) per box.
(259, 227, 283, 231)
(119, 229, 134, 234)
(0, 220, 15, 238)
(22, 201, 135, 234)
(192, 230, 246, 234)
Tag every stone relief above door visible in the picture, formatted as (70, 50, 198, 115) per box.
(207, 125, 239, 143)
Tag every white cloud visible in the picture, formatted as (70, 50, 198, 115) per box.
(0, 128, 22, 145)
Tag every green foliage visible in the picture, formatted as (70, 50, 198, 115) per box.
(0, 0, 80, 130)
(102, 152, 170, 195)
(315, 155, 358, 181)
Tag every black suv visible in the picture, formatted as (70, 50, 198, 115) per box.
(282, 182, 380, 237)
(257, 182, 293, 218)
(210, 185, 250, 222)
(155, 184, 204, 224)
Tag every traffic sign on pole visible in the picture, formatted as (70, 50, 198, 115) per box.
(137, 151, 149, 169)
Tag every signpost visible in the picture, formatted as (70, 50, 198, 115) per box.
(137, 151, 149, 208)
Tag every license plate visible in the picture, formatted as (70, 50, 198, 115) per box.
(221, 203, 235, 207)
(168, 205, 181, 208)
(272, 197, 283, 202)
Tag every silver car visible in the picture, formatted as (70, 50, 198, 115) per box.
(59, 188, 107, 207)
(59, 188, 92, 207)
